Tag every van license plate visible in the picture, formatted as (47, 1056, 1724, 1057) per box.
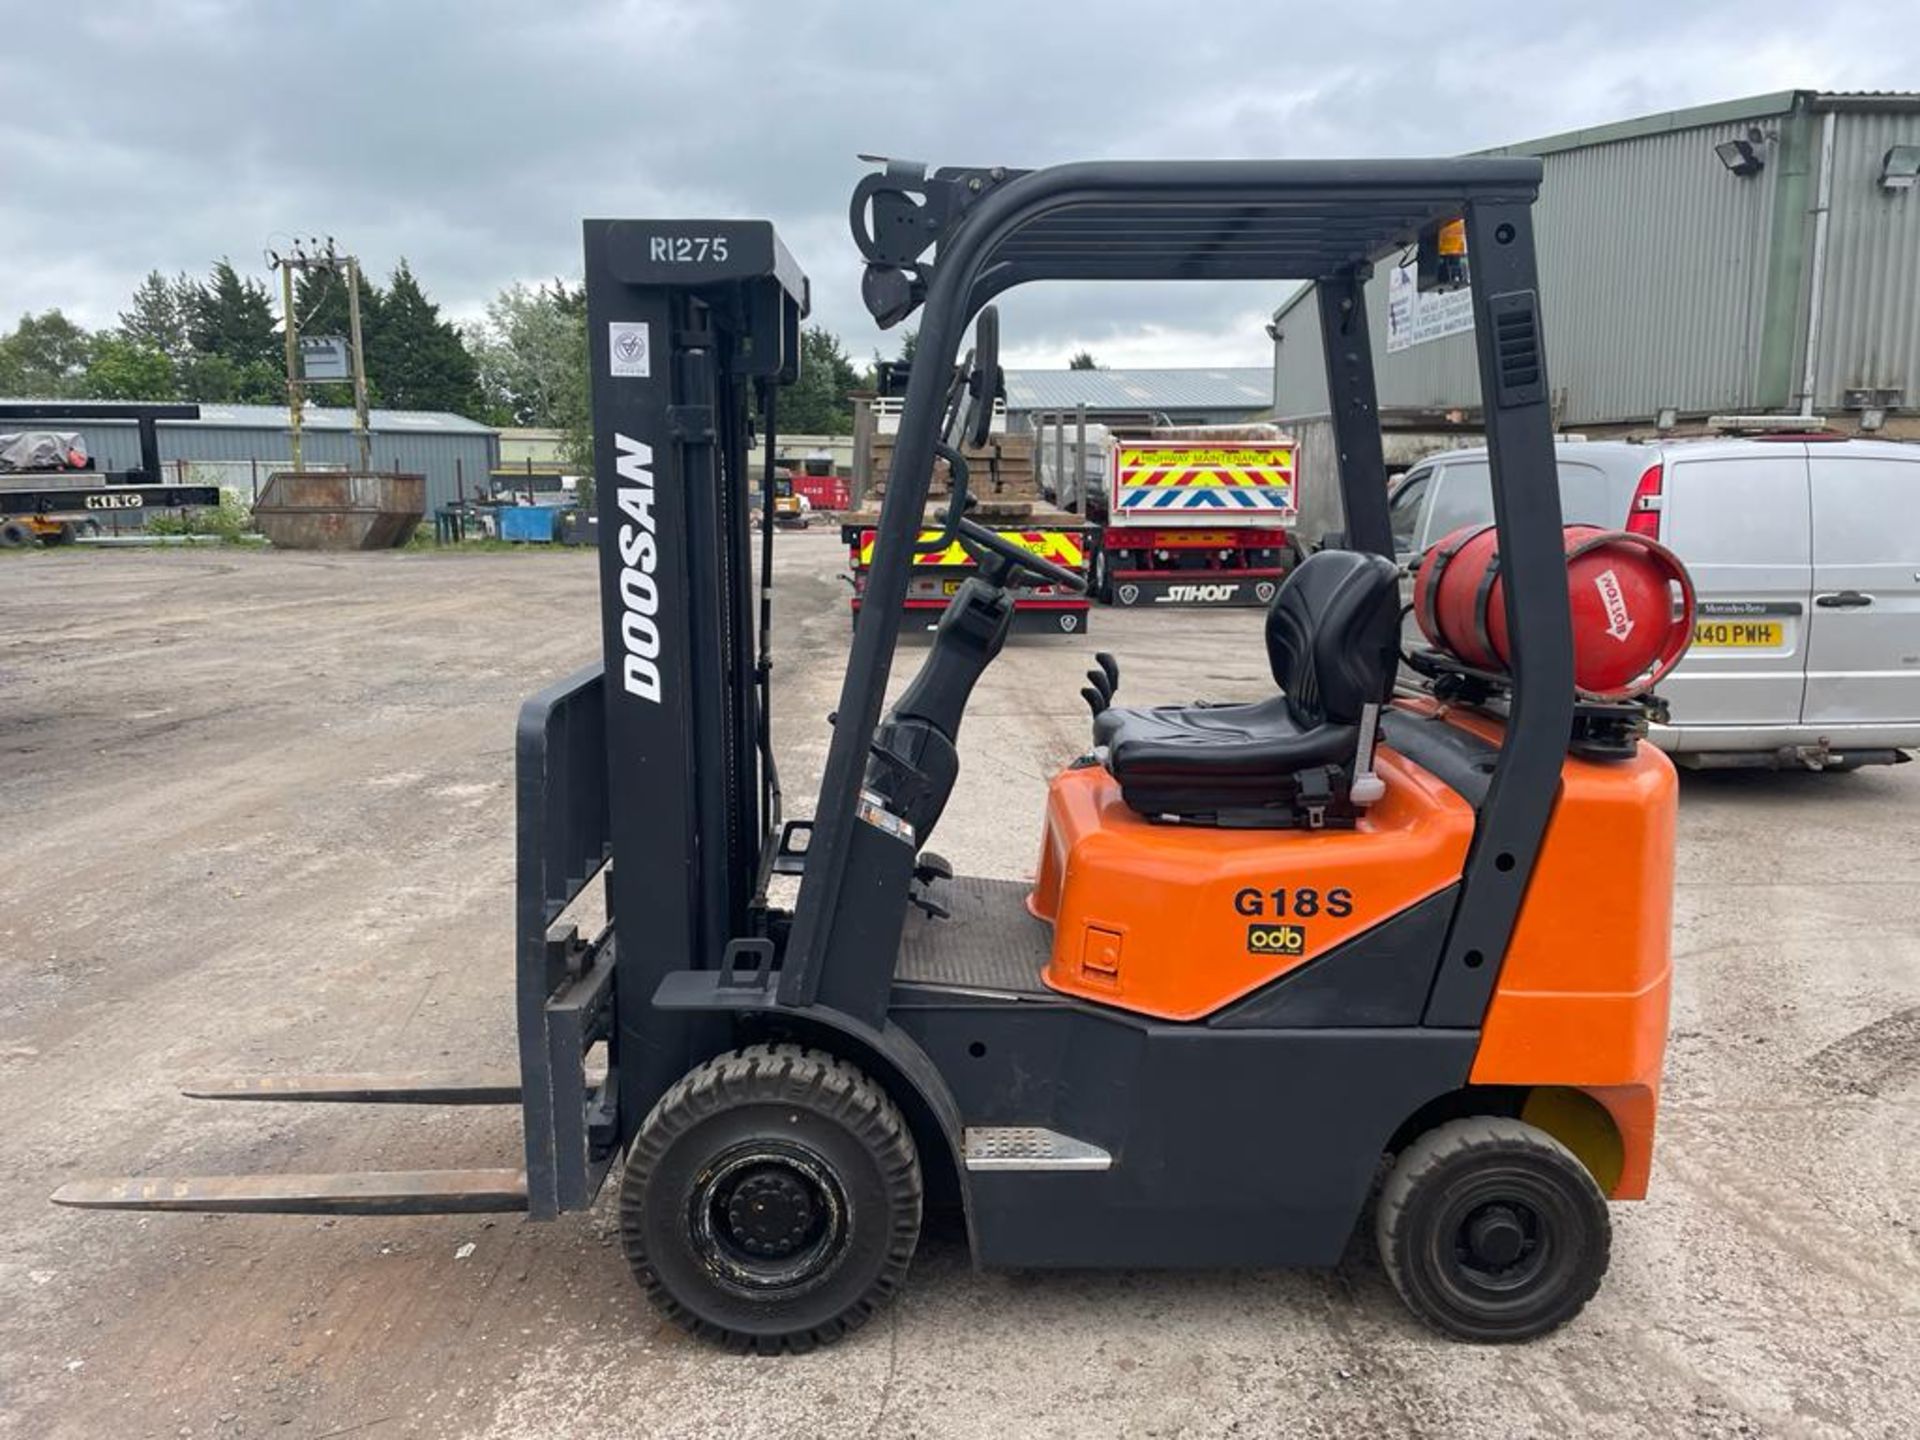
(1693, 620, 1782, 648)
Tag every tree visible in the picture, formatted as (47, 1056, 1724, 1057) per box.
(367, 260, 483, 414)
(80, 336, 177, 400)
(118, 271, 197, 365)
(189, 260, 280, 374)
(0, 310, 94, 397)
(1068, 349, 1100, 370)
(473, 281, 590, 465)
(177, 353, 282, 404)
(784, 325, 863, 435)
(294, 262, 375, 344)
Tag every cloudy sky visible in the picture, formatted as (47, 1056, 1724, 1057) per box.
(4, 1, 1915, 369)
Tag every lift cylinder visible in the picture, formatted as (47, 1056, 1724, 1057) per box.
(1414, 524, 1695, 699)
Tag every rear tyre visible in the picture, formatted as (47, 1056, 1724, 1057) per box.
(619, 1043, 922, 1354)
(0, 519, 38, 549)
(1376, 1116, 1610, 1342)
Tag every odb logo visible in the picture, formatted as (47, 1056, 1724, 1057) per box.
(1246, 923, 1306, 956)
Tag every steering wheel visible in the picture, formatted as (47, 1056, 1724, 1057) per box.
(924, 441, 1085, 592)
(954, 516, 1085, 591)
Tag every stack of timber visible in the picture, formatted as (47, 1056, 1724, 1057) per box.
(863, 431, 1038, 504)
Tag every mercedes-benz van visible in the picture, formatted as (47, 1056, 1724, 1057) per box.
(1385, 437, 1920, 768)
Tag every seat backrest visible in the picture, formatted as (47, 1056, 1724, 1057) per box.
(1264, 550, 1402, 727)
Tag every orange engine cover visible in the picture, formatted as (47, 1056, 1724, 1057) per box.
(1030, 751, 1474, 1020)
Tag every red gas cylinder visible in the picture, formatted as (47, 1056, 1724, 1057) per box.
(1414, 524, 1695, 699)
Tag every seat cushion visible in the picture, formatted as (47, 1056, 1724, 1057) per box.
(1092, 550, 1400, 820)
(1101, 695, 1358, 814)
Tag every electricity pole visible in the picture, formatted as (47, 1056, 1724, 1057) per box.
(269, 238, 375, 472)
(279, 259, 302, 469)
(343, 256, 372, 471)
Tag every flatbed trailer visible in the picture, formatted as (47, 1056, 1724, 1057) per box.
(0, 403, 219, 545)
(842, 507, 1093, 634)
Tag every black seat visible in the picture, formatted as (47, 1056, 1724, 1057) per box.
(1094, 550, 1401, 823)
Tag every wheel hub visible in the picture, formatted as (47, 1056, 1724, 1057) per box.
(686, 1141, 849, 1296)
(724, 1167, 820, 1257)
(1465, 1203, 1528, 1269)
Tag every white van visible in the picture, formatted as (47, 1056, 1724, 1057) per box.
(1384, 437, 1920, 768)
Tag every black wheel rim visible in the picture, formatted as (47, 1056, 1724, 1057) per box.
(1425, 1167, 1578, 1316)
(687, 1140, 849, 1298)
(1449, 1200, 1546, 1292)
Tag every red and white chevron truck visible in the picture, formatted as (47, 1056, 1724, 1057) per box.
(1042, 422, 1303, 607)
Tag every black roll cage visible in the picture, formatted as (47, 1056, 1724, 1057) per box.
(782, 157, 1576, 1028)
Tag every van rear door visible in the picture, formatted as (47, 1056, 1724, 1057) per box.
(1803, 448, 1920, 725)
(1660, 447, 1813, 729)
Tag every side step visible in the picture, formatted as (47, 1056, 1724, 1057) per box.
(964, 1126, 1112, 1172)
(180, 1073, 522, 1105)
(51, 1169, 529, 1216)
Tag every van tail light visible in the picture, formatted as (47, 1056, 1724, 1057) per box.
(1626, 462, 1664, 538)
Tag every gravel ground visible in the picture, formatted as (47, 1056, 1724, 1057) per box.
(1, 536, 1916, 1439)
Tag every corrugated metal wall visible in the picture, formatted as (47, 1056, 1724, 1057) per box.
(1272, 105, 1823, 426)
(1538, 118, 1780, 420)
(1812, 109, 1920, 410)
(55, 420, 497, 514)
(1274, 100, 1920, 426)
(1270, 296, 1330, 417)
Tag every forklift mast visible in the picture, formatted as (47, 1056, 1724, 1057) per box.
(514, 223, 807, 1217)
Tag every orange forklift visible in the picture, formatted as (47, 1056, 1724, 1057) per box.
(58, 156, 1684, 1351)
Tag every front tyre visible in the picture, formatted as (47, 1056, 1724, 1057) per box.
(1376, 1116, 1610, 1342)
(619, 1044, 922, 1353)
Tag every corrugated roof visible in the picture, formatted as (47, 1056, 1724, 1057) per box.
(0, 398, 496, 435)
(1004, 368, 1272, 413)
(176, 402, 496, 434)
(1491, 90, 1920, 158)
(1487, 91, 1805, 160)
(1812, 91, 1920, 108)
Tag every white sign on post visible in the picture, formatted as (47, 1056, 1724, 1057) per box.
(1385, 261, 1474, 354)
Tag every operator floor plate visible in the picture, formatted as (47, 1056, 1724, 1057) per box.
(896, 875, 1053, 996)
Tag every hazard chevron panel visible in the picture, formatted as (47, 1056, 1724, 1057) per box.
(1111, 443, 1298, 523)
